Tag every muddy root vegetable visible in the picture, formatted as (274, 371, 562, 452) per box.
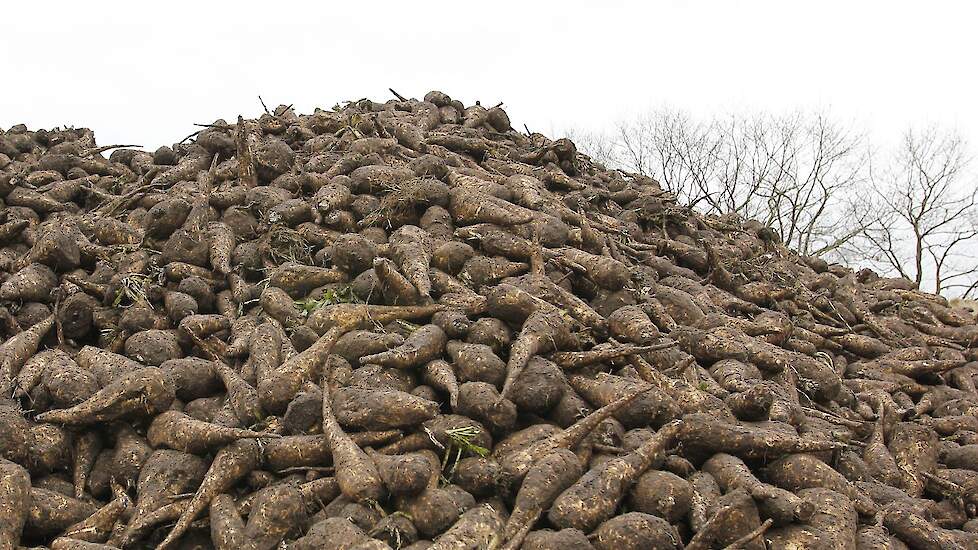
(389, 225, 435, 298)
(359, 324, 447, 369)
(765, 453, 877, 516)
(889, 421, 938, 498)
(244, 482, 307, 550)
(501, 449, 583, 549)
(448, 187, 535, 226)
(428, 503, 505, 550)
(374, 256, 423, 304)
(0, 314, 54, 394)
(112, 450, 206, 546)
(684, 489, 764, 550)
(306, 303, 444, 335)
(625, 470, 692, 524)
(882, 500, 978, 549)
(550, 342, 665, 370)
(209, 354, 265, 426)
(570, 373, 680, 429)
(499, 384, 649, 482)
(209, 494, 248, 550)
(50, 539, 124, 550)
(26, 487, 99, 539)
(548, 420, 683, 532)
(208, 221, 235, 275)
(369, 449, 437, 496)
(156, 438, 263, 550)
(592, 512, 680, 550)
(0, 459, 30, 549)
(676, 413, 845, 460)
(323, 379, 386, 502)
(702, 452, 814, 525)
(291, 517, 371, 550)
(421, 359, 460, 409)
(398, 482, 476, 540)
(552, 247, 631, 290)
(333, 385, 440, 430)
(0, 263, 57, 303)
(522, 528, 595, 550)
(501, 307, 575, 399)
(35, 367, 174, 425)
(72, 431, 101, 499)
(457, 381, 518, 433)
(270, 262, 347, 298)
(765, 488, 860, 549)
(258, 326, 344, 414)
(59, 491, 131, 543)
(147, 410, 276, 453)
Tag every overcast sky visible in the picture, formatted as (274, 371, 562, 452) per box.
(2, 1, 976, 150)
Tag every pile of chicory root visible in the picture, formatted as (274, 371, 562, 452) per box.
(0, 90, 977, 550)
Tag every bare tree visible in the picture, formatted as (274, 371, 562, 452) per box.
(570, 108, 874, 259)
(566, 111, 978, 297)
(861, 127, 978, 296)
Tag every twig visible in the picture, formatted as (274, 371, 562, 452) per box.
(83, 144, 141, 157)
(179, 129, 204, 144)
(95, 179, 175, 217)
(194, 123, 234, 130)
(185, 329, 229, 366)
(553, 269, 576, 286)
(641, 340, 680, 352)
(804, 406, 866, 429)
(258, 95, 271, 115)
(684, 504, 733, 550)
(721, 519, 773, 550)
(389, 88, 408, 102)
(275, 466, 334, 475)
(591, 444, 626, 454)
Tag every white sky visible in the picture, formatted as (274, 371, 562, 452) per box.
(2, 1, 976, 150)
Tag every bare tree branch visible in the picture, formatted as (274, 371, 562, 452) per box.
(565, 112, 977, 297)
(859, 126, 978, 296)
